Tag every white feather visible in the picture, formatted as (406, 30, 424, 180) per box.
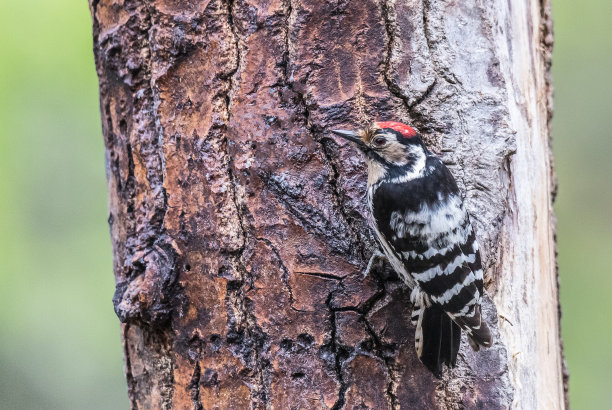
(434, 271, 477, 304)
(412, 252, 475, 282)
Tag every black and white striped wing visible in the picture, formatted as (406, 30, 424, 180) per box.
(372, 157, 491, 350)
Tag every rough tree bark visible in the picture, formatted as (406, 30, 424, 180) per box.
(90, 0, 566, 408)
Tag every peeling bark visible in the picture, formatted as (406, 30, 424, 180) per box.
(90, 0, 565, 408)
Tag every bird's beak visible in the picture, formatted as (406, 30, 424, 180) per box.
(331, 129, 369, 151)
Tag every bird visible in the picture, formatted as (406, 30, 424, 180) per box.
(332, 121, 492, 377)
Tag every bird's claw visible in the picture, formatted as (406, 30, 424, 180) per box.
(363, 250, 387, 278)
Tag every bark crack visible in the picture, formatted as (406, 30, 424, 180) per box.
(380, 0, 438, 129)
(329, 266, 393, 408)
(298, 90, 367, 262)
(295, 271, 343, 281)
(257, 237, 296, 308)
(221, 2, 271, 407)
(189, 361, 204, 410)
(327, 296, 348, 410)
(362, 318, 400, 410)
(91, 0, 100, 16)
(279, 5, 378, 405)
(106, 1, 177, 405)
(336, 264, 398, 409)
(122, 324, 139, 410)
(142, 0, 169, 240)
(224, 0, 241, 121)
(282, 0, 366, 263)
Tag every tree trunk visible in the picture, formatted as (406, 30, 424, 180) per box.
(90, 0, 566, 408)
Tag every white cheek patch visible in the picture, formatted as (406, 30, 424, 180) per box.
(383, 142, 410, 164)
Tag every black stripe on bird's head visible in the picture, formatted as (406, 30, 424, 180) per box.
(332, 121, 425, 168)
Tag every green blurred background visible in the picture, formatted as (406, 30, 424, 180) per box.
(0, 0, 609, 408)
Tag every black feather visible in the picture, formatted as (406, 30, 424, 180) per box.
(418, 304, 461, 378)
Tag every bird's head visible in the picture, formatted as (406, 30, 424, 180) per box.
(332, 121, 428, 184)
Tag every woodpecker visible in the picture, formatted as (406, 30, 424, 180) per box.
(332, 121, 492, 376)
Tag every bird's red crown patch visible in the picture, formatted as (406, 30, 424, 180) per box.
(375, 121, 417, 138)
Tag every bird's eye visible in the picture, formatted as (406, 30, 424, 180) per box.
(373, 136, 386, 146)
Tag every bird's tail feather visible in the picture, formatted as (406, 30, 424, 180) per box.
(413, 303, 461, 378)
(453, 304, 492, 351)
